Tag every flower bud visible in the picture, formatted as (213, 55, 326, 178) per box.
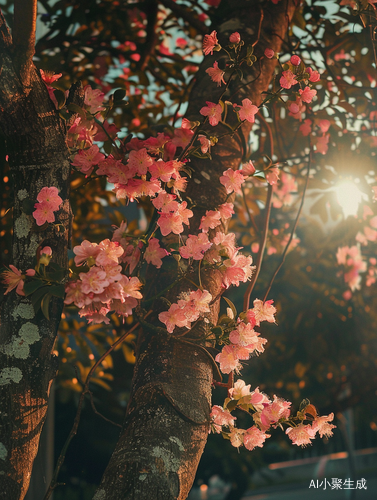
(290, 55, 301, 66)
(40, 246, 52, 266)
(264, 48, 274, 59)
(229, 32, 241, 44)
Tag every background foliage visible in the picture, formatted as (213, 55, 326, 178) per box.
(1, 0, 377, 498)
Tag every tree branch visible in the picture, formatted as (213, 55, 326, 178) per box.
(12, 0, 37, 86)
(159, 0, 209, 35)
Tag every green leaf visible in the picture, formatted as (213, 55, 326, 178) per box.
(67, 102, 86, 120)
(23, 280, 44, 296)
(59, 109, 71, 121)
(31, 286, 51, 314)
(48, 284, 66, 298)
(41, 294, 52, 320)
(113, 89, 126, 102)
(223, 296, 237, 319)
(47, 269, 66, 282)
(53, 89, 66, 109)
(22, 198, 35, 215)
(103, 141, 113, 154)
(226, 399, 238, 412)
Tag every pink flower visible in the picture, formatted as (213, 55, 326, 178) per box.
(290, 55, 301, 66)
(215, 345, 242, 374)
(222, 253, 255, 288)
(200, 101, 223, 126)
(36, 187, 63, 211)
(238, 98, 259, 123)
(157, 201, 193, 236)
(119, 276, 143, 299)
(159, 303, 189, 333)
(315, 133, 329, 155)
(1, 265, 35, 295)
(229, 32, 241, 44)
(71, 145, 105, 176)
(144, 238, 168, 268)
(199, 210, 222, 232)
(128, 148, 153, 176)
(198, 135, 211, 154)
(84, 85, 105, 114)
(299, 86, 317, 103)
(149, 159, 178, 182)
(252, 299, 276, 326)
(286, 424, 316, 447)
(73, 240, 101, 266)
(179, 233, 212, 260)
(318, 119, 330, 133)
(152, 191, 178, 212)
(176, 37, 187, 49)
(260, 396, 291, 429)
(40, 69, 62, 84)
(229, 321, 258, 347)
(218, 202, 234, 220)
(33, 202, 57, 226)
(299, 119, 312, 136)
(264, 48, 275, 59)
(244, 426, 270, 451)
(240, 161, 256, 176)
(307, 69, 320, 82)
(96, 239, 124, 266)
(280, 70, 298, 89)
(312, 413, 336, 438)
(171, 128, 194, 148)
(228, 379, 252, 400)
(202, 30, 219, 56)
(265, 167, 280, 186)
(229, 427, 245, 448)
(79, 266, 110, 294)
(220, 168, 245, 194)
(93, 120, 119, 142)
(210, 405, 236, 433)
(206, 61, 226, 86)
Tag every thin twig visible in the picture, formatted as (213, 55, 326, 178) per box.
(42, 318, 145, 500)
(89, 391, 122, 428)
(243, 184, 273, 311)
(263, 147, 312, 301)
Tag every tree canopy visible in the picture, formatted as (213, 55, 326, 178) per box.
(1, 1, 377, 499)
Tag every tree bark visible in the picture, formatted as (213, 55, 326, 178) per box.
(0, 10, 71, 500)
(94, 1, 298, 499)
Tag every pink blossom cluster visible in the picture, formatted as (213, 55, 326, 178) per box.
(215, 299, 275, 374)
(355, 210, 377, 247)
(158, 289, 212, 333)
(69, 102, 193, 202)
(272, 172, 298, 208)
(336, 245, 367, 291)
(210, 379, 335, 449)
(33, 187, 63, 226)
(64, 238, 142, 324)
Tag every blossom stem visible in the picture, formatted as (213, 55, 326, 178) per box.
(263, 145, 312, 301)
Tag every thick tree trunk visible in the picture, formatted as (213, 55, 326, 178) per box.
(94, 1, 298, 499)
(0, 11, 71, 500)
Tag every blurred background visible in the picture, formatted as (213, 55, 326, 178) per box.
(1, 0, 377, 499)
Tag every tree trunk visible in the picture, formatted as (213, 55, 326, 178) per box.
(0, 11, 71, 500)
(94, 1, 298, 499)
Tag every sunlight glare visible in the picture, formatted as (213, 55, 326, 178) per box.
(335, 180, 363, 218)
